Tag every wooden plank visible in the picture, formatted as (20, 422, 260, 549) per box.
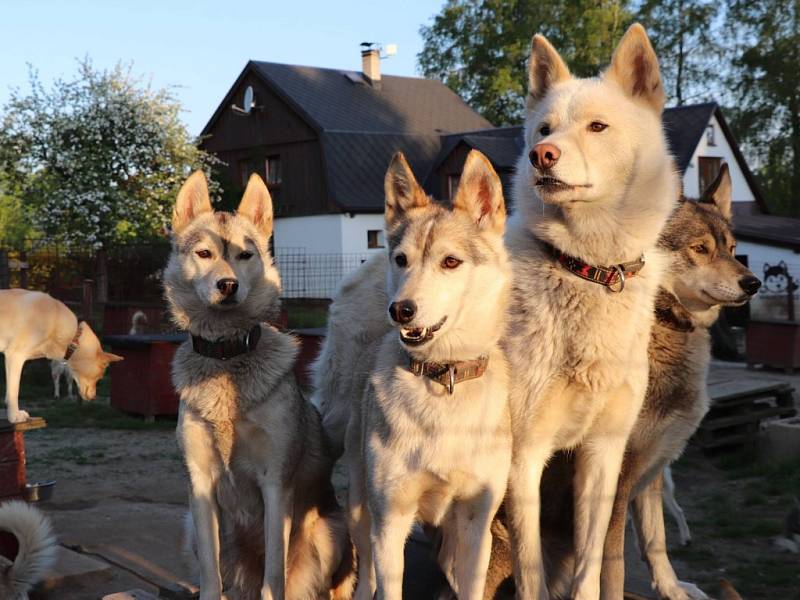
(700, 405, 793, 430)
(0, 416, 47, 433)
(708, 380, 792, 403)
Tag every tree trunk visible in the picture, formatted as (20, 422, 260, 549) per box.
(676, 0, 685, 105)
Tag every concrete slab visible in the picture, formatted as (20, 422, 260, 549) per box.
(42, 545, 110, 586)
(102, 590, 160, 600)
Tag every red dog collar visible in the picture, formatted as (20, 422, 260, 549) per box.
(541, 241, 645, 293)
(64, 323, 83, 360)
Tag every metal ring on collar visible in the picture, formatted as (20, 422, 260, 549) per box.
(608, 265, 626, 293)
(447, 365, 455, 395)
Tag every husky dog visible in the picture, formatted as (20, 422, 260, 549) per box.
(165, 172, 353, 600)
(0, 289, 123, 422)
(600, 163, 760, 600)
(345, 151, 512, 600)
(502, 24, 678, 599)
(480, 164, 760, 600)
(0, 500, 57, 600)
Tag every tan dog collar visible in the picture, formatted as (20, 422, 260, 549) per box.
(408, 355, 489, 395)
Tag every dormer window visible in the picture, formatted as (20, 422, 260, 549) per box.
(706, 124, 716, 146)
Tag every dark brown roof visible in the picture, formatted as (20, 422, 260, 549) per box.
(201, 61, 491, 212)
(733, 214, 800, 250)
(250, 62, 491, 135)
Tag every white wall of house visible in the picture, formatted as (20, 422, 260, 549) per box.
(736, 240, 800, 320)
(273, 214, 345, 254)
(272, 213, 386, 298)
(340, 213, 387, 254)
(682, 114, 755, 203)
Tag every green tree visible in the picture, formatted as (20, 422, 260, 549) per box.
(726, 0, 800, 215)
(418, 0, 633, 125)
(636, 0, 721, 105)
(0, 60, 219, 248)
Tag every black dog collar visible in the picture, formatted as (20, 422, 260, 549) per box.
(191, 324, 262, 360)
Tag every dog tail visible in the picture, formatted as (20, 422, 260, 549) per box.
(0, 501, 57, 598)
(719, 579, 744, 600)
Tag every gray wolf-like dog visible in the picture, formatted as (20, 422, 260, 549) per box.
(165, 171, 354, 600)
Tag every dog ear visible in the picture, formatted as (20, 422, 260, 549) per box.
(102, 352, 124, 363)
(384, 152, 429, 227)
(699, 163, 732, 220)
(452, 150, 506, 234)
(604, 23, 665, 113)
(527, 34, 571, 109)
(237, 173, 274, 237)
(173, 171, 213, 234)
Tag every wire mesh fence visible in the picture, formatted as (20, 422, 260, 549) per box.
(275, 250, 373, 299)
(0, 240, 374, 302)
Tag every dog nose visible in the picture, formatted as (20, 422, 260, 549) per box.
(738, 275, 761, 295)
(529, 143, 561, 170)
(216, 278, 239, 297)
(389, 300, 417, 324)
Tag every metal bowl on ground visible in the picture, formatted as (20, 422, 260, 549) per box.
(24, 480, 56, 502)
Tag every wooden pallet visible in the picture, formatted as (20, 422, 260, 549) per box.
(696, 381, 796, 450)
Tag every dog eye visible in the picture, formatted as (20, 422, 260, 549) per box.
(692, 244, 708, 255)
(589, 121, 608, 133)
(238, 251, 254, 260)
(539, 124, 551, 136)
(195, 249, 212, 259)
(442, 256, 462, 270)
(395, 253, 408, 268)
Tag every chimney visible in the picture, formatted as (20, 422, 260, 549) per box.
(361, 47, 381, 88)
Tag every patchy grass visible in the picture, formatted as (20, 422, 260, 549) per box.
(286, 305, 329, 329)
(669, 447, 800, 599)
(1, 356, 173, 430)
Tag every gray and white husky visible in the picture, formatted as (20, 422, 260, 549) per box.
(165, 172, 354, 600)
(344, 151, 512, 600)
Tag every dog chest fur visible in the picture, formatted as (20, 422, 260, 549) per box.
(364, 336, 511, 518)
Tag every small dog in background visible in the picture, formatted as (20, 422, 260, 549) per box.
(129, 310, 148, 335)
(50, 360, 75, 400)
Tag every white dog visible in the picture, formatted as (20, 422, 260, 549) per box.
(345, 151, 512, 600)
(502, 24, 678, 599)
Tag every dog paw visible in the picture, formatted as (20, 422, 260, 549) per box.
(678, 581, 709, 600)
(656, 580, 709, 600)
(7, 409, 30, 424)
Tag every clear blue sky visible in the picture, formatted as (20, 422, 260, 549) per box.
(0, 0, 445, 136)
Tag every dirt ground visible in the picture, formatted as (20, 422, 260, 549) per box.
(5, 358, 800, 599)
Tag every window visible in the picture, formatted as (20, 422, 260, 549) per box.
(265, 156, 282, 186)
(367, 230, 385, 249)
(447, 174, 461, 199)
(240, 160, 257, 186)
(706, 124, 716, 146)
(698, 157, 722, 194)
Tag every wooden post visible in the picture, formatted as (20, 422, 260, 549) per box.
(82, 278, 95, 327)
(0, 417, 47, 500)
(19, 250, 28, 289)
(0, 250, 9, 289)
